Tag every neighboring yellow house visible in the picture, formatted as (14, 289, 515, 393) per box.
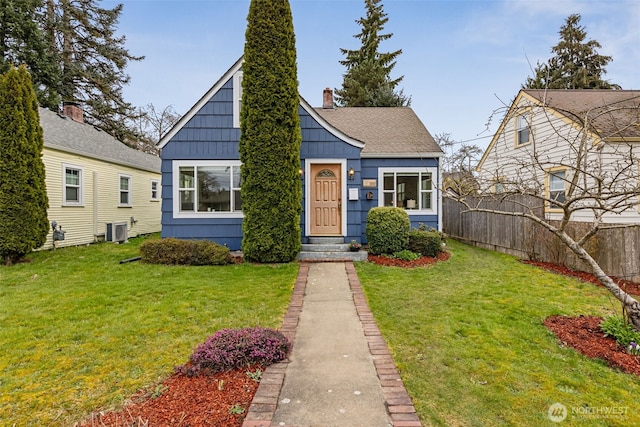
(40, 104, 161, 249)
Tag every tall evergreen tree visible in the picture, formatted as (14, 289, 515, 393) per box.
(335, 0, 409, 107)
(525, 14, 618, 90)
(50, 0, 143, 143)
(0, 0, 60, 109)
(239, 0, 302, 262)
(0, 65, 49, 265)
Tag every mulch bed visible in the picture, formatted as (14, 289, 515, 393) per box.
(367, 250, 451, 267)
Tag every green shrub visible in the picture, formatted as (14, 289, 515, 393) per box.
(393, 249, 420, 261)
(140, 238, 233, 266)
(365, 207, 410, 255)
(600, 316, 640, 348)
(408, 227, 443, 258)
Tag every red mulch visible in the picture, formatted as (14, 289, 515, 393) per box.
(367, 250, 451, 267)
(544, 315, 640, 377)
(522, 260, 640, 296)
(79, 366, 262, 427)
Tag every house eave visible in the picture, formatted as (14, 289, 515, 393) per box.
(45, 143, 160, 174)
(362, 152, 443, 159)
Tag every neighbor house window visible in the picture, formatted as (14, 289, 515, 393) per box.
(516, 113, 530, 146)
(380, 168, 437, 212)
(63, 164, 83, 205)
(233, 71, 243, 128)
(548, 169, 566, 209)
(119, 174, 132, 206)
(151, 180, 159, 201)
(174, 161, 242, 216)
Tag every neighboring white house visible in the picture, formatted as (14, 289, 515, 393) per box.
(476, 89, 640, 224)
(40, 104, 161, 248)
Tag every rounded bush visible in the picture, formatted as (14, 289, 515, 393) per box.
(139, 238, 233, 266)
(408, 228, 443, 258)
(178, 327, 291, 376)
(365, 207, 410, 255)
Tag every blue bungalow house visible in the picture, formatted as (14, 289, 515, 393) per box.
(157, 57, 443, 251)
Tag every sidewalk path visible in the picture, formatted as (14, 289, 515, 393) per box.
(243, 262, 421, 427)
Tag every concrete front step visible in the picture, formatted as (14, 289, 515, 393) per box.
(297, 250, 368, 262)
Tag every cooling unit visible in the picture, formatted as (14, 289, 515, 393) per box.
(106, 222, 128, 243)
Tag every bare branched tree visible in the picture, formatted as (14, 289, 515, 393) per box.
(465, 90, 640, 328)
(127, 103, 181, 155)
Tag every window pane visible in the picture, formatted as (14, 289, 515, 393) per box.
(120, 192, 129, 204)
(383, 173, 394, 190)
(197, 166, 230, 212)
(383, 192, 394, 207)
(66, 187, 79, 202)
(421, 173, 432, 191)
(66, 169, 79, 185)
(421, 192, 432, 210)
(397, 173, 418, 208)
(234, 190, 242, 211)
(179, 167, 194, 189)
(233, 166, 242, 188)
(120, 177, 129, 191)
(180, 190, 194, 211)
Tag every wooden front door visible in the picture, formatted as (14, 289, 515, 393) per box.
(310, 164, 342, 235)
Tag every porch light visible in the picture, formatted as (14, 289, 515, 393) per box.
(298, 168, 304, 178)
(348, 167, 355, 180)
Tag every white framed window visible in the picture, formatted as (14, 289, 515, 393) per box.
(379, 167, 437, 213)
(119, 174, 132, 206)
(233, 71, 243, 128)
(173, 161, 242, 218)
(547, 169, 566, 210)
(151, 179, 160, 201)
(516, 113, 530, 146)
(63, 164, 83, 205)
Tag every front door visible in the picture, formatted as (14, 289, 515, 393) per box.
(310, 164, 342, 235)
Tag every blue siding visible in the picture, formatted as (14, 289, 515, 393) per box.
(160, 71, 440, 247)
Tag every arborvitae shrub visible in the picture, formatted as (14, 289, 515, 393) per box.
(140, 238, 233, 266)
(177, 327, 291, 376)
(408, 228, 443, 258)
(365, 207, 410, 255)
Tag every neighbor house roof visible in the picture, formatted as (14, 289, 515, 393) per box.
(39, 107, 161, 173)
(314, 107, 442, 158)
(523, 89, 640, 140)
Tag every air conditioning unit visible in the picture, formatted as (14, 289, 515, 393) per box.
(106, 222, 128, 243)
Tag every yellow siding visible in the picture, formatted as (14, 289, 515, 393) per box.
(42, 147, 161, 249)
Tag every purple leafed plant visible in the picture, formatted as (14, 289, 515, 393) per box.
(177, 327, 291, 376)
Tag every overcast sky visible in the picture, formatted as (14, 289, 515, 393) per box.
(103, 0, 640, 149)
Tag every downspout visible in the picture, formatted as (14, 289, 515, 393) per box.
(438, 157, 443, 232)
(93, 171, 98, 240)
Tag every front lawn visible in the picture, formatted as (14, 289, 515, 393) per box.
(357, 239, 640, 426)
(0, 235, 297, 426)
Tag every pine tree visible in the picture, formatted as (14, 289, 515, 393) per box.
(0, 65, 49, 265)
(50, 0, 143, 143)
(525, 14, 618, 90)
(335, 0, 409, 107)
(239, 0, 302, 263)
(0, 0, 61, 109)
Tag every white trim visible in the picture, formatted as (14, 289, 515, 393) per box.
(233, 71, 243, 128)
(377, 167, 438, 215)
(158, 56, 244, 148)
(296, 97, 366, 149)
(118, 174, 132, 207)
(363, 152, 444, 159)
(303, 158, 348, 237)
(172, 160, 243, 219)
(62, 163, 84, 206)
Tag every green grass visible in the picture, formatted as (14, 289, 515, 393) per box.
(0, 235, 298, 426)
(357, 239, 640, 427)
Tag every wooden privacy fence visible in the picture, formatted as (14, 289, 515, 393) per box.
(443, 195, 640, 283)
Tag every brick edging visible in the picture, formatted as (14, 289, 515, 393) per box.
(345, 262, 422, 427)
(242, 263, 310, 427)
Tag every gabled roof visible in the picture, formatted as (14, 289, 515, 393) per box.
(158, 56, 441, 158)
(314, 107, 442, 158)
(477, 89, 640, 170)
(523, 89, 640, 140)
(40, 107, 160, 173)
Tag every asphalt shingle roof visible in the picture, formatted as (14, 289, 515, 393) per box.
(39, 107, 160, 173)
(313, 107, 442, 156)
(523, 89, 640, 140)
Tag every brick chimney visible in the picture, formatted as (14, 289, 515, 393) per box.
(322, 87, 334, 109)
(63, 101, 83, 123)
